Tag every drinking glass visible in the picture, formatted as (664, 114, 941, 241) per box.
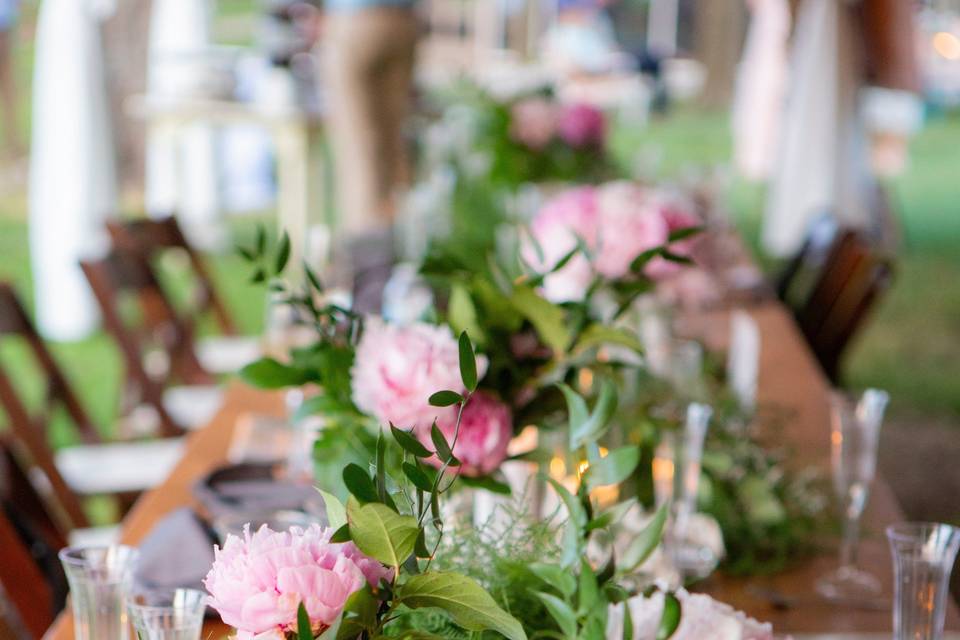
(59, 545, 140, 640)
(816, 388, 889, 602)
(128, 588, 207, 640)
(669, 402, 717, 579)
(887, 522, 960, 640)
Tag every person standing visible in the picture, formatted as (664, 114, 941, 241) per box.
(323, 0, 418, 312)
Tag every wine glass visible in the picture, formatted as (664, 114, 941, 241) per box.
(816, 388, 889, 602)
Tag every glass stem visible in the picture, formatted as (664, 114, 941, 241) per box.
(840, 513, 861, 568)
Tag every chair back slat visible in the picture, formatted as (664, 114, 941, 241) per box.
(107, 216, 237, 335)
(0, 508, 55, 639)
(79, 250, 211, 437)
(0, 368, 90, 531)
(0, 284, 100, 444)
(794, 229, 894, 382)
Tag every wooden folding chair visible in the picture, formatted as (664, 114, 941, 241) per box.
(0, 439, 66, 639)
(107, 216, 260, 376)
(106, 215, 237, 335)
(0, 286, 183, 535)
(794, 230, 895, 382)
(80, 249, 218, 436)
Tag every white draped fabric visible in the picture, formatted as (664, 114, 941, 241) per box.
(145, 0, 220, 247)
(731, 0, 790, 181)
(761, 0, 872, 257)
(29, 0, 117, 340)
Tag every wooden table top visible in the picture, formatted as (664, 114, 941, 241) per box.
(44, 301, 959, 639)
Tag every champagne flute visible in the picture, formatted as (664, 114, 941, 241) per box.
(816, 388, 889, 602)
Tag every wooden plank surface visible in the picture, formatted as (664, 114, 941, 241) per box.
(44, 302, 958, 638)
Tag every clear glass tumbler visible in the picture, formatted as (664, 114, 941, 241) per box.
(816, 388, 889, 602)
(59, 545, 140, 640)
(128, 588, 207, 640)
(887, 522, 960, 640)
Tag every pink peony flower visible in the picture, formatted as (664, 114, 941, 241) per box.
(607, 588, 775, 640)
(510, 97, 558, 150)
(521, 186, 599, 303)
(645, 193, 703, 279)
(351, 318, 488, 431)
(594, 181, 670, 280)
(557, 103, 606, 149)
(204, 524, 391, 639)
(420, 391, 513, 477)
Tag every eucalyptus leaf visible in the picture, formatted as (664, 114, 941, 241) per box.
(430, 423, 460, 466)
(546, 477, 587, 528)
(458, 474, 511, 495)
(668, 225, 704, 242)
(577, 559, 600, 615)
(346, 497, 419, 567)
(336, 586, 378, 640)
(400, 572, 527, 640)
(330, 523, 351, 543)
(573, 324, 643, 355)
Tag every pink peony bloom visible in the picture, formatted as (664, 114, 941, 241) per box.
(521, 186, 599, 303)
(204, 524, 391, 639)
(351, 318, 488, 431)
(594, 181, 670, 280)
(510, 97, 558, 150)
(645, 193, 703, 279)
(607, 588, 775, 640)
(421, 391, 513, 477)
(557, 103, 606, 149)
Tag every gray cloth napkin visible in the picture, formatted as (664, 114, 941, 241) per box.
(192, 463, 323, 520)
(133, 507, 216, 593)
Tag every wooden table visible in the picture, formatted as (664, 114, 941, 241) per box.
(45, 302, 958, 638)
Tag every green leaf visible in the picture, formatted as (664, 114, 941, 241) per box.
(376, 432, 387, 503)
(578, 559, 600, 615)
(240, 358, 312, 389)
(569, 380, 618, 450)
(458, 474, 511, 495)
(402, 462, 434, 492)
(305, 262, 324, 292)
(668, 225, 703, 242)
(249, 268, 267, 284)
(458, 332, 478, 392)
(336, 586, 378, 640)
(656, 593, 681, 640)
(546, 477, 587, 528)
(399, 572, 527, 640)
(660, 250, 694, 265)
(318, 489, 347, 530)
(586, 498, 637, 532)
(414, 527, 431, 558)
(622, 601, 634, 640)
(586, 446, 640, 490)
(330, 523, 351, 543)
(342, 463, 379, 503)
(346, 497, 419, 567)
(528, 563, 576, 598)
(430, 422, 459, 466)
(391, 425, 433, 457)
(236, 245, 256, 261)
(557, 384, 589, 445)
(275, 231, 291, 274)
(448, 283, 485, 346)
(297, 601, 311, 640)
(509, 285, 572, 353)
(255, 225, 266, 256)
(534, 591, 577, 639)
(573, 325, 643, 354)
(429, 390, 464, 407)
(621, 504, 668, 572)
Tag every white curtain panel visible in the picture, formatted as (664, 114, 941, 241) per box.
(29, 0, 117, 340)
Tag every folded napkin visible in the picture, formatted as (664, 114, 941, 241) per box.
(193, 462, 324, 521)
(133, 507, 217, 593)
